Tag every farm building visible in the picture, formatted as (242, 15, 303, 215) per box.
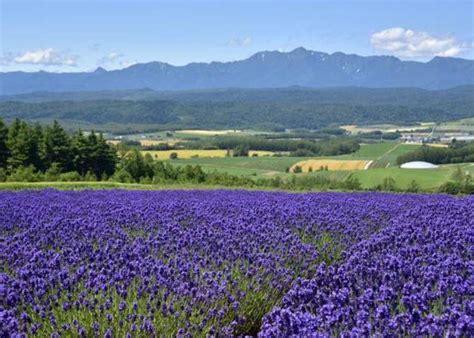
(400, 161, 439, 169)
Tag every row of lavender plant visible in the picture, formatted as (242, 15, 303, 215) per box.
(260, 197, 474, 336)
(0, 190, 471, 336)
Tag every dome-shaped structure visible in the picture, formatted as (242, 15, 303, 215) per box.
(400, 161, 439, 169)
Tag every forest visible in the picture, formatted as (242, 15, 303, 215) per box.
(0, 86, 472, 132)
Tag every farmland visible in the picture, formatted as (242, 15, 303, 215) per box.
(163, 142, 473, 191)
(290, 159, 370, 172)
(0, 118, 472, 192)
(141, 150, 274, 160)
(1, 190, 472, 336)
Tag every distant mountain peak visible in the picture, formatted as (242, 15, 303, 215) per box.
(290, 47, 309, 54)
(1, 48, 473, 95)
(94, 67, 107, 73)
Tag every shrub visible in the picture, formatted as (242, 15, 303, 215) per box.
(44, 163, 61, 181)
(406, 180, 420, 193)
(381, 177, 398, 192)
(84, 171, 98, 181)
(112, 168, 134, 183)
(438, 181, 461, 195)
(59, 171, 82, 182)
(7, 166, 42, 182)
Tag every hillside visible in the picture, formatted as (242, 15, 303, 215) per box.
(0, 86, 472, 132)
(1, 48, 473, 95)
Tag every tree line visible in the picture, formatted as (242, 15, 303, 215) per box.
(0, 119, 117, 180)
(179, 136, 361, 156)
(396, 142, 474, 165)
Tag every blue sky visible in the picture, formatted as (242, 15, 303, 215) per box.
(1, 0, 473, 72)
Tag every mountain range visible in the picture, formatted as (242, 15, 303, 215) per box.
(1, 48, 473, 95)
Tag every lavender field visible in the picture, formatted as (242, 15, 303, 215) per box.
(1, 190, 473, 337)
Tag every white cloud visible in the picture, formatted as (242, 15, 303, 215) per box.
(96, 52, 125, 66)
(14, 48, 78, 66)
(96, 52, 136, 69)
(227, 36, 252, 47)
(370, 27, 470, 58)
(119, 60, 137, 68)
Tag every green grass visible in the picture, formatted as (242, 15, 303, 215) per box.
(374, 144, 422, 168)
(169, 156, 311, 175)
(351, 164, 467, 190)
(163, 142, 464, 191)
(168, 142, 421, 175)
(0, 181, 264, 191)
(335, 142, 397, 160)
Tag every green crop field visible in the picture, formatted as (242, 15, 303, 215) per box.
(352, 163, 474, 190)
(336, 142, 397, 160)
(164, 142, 472, 191)
(169, 156, 312, 175)
(167, 142, 421, 175)
(352, 167, 450, 190)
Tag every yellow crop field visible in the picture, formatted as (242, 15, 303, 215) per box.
(141, 150, 273, 160)
(290, 159, 370, 172)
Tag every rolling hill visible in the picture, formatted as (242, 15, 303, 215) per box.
(0, 86, 472, 132)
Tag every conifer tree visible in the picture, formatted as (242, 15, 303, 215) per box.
(42, 120, 73, 172)
(0, 119, 9, 169)
(7, 120, 42, 170)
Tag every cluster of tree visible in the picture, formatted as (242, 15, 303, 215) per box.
(1, 86, 472, 133)
(261, 128, 347, 139)
(113, 150, 206, 184)
(358, 131, 401, 140)
(396, 142, 474, 165)
(0, 119, 117, 180)
(184, 136, 360, 156)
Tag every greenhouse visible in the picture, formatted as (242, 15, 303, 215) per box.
(400, 161, 439, 169)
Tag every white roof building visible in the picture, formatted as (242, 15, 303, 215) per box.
(400, 161, 439, 169)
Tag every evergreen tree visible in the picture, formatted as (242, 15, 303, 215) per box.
(42, 120, 73, 172)
(89, 133, 117, 180)
(30, 123, 44, 171)
(71, 131, 117, 179)
(7, 120, 42, 170)
(71, 131, 91, 176)
(0, 119, 9, 169)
